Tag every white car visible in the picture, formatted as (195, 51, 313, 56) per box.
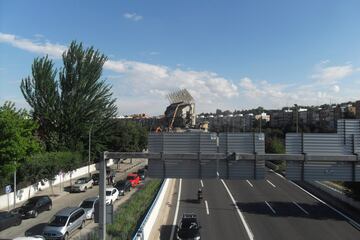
(105, 188, 119, 205)
(71, 177, 94, 192)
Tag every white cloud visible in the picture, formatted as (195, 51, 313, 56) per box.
(332, 85, 340, 93)
(123, 13, 143, 21)
(0, 33, 66, 58)
(2, 32, 360, 114)
(311, 62, 355, 83)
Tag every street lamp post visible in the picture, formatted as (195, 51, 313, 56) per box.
(13, 161, 16, 209)
(88, 127, 92, 176)
(295, 104, 299, 133)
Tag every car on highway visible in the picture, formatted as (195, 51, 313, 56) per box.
(18, 195, 52, 218)
(105, 187, 119, 205)
(127, 173, 140, 187)
(137, 168, 146, 180)
(42, 207, 86, 240)
(177, 213, 201, 240)
(79, 197, 98, 220)
(70, 177, 94, 192)
(91, 173, 99, 185)
(113, 180, 131, 195)
(0, 211, 22, 231)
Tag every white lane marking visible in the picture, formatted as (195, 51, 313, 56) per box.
(200, 179, 204, 188)
(170, 179, 182, 239)
(269, 169, 286, 179)
(289, 180, 360, 231)
(246, 180, 254, 188)
(205, 200, 210, 215)
(266, 179, 276, 188)
(265, 201, 276, 214)
(221, 179, 254, 240)
(217, 171, 219, 177)
(292, 201, 309, 215)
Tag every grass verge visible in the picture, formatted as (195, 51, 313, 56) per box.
(107, 179, 162, 240)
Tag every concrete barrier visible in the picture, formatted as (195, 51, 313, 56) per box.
(0, 159, 115, 210)
(133, 179, 170, 240)
(311, 181, 360, 210)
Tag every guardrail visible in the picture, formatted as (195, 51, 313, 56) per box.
(132, 178, 169, 240)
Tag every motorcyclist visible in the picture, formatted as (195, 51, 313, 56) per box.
(197, 188, 202, 200)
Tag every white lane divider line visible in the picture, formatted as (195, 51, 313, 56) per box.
(289, 180, 360, 231)
(246, 180, 254, 188)
(221, 179, 254, 240)
(265, 201, 276, 214)
(292, 201, 309, 215)
(170, 179, 182, 240)
(269, 169, 286, 180)
(266, 179, 276, 188)
(205, 200, 210, 215)
(200, 179, 204, 188)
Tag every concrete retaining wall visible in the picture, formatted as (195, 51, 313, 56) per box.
(133, 179, 170, 240)
(0, 159, 115, 210)
(311, 181, 360, 210)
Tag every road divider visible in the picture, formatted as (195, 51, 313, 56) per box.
(266, 179, 276, 188)
(292, 201, 309, 215)
(265, 201, 276, 214)
(246, 180, 253, 188)
(132, 178, 170, 240)
(170, 179, 182, 240)
(205, 200, 210, 215)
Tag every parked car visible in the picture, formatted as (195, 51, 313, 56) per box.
(105, 187, 119, 205)
(127, 173, 140, 187)
(177, 213, 201, 240)
(18, 195, 52, 218)
(137, 168, 146, 180)
(91, 173, 99, 185)
(113, 180, 131, 195)
(42, 207, 86, 240)
(71, 177, 94, 192)
(0, 211, 22, 231)
(79, 197, 98, 220)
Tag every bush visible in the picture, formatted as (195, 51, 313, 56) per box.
(107, 179, 162, 240)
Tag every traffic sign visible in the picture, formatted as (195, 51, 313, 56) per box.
(5, 185, 12, 194)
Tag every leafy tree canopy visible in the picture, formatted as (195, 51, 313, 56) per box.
(21, 41, 117, 153)
(0, 102, 42, 187)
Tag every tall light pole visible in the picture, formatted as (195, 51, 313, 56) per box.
(88, 126, 92, 176)
(295, 104, 299, 133)
(13, 160, 16, 209)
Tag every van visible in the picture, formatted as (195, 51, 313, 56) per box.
(42, 207, 85, 240)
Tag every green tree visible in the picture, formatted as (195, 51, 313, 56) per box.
(0, 102, 42, 188)
(106, 120, 148, 152)
(21, 41, 117, 155)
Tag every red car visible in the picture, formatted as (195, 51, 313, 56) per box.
(127, 173, 140, 187)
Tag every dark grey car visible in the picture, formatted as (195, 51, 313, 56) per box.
(0, 211, 22, 231)
(18, 195, 52, 218)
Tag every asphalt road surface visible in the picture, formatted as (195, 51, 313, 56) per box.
(164, 169, 360, 240)
(0, 159, 145, 240)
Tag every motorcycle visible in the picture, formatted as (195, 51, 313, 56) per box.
(197, 190, 203, 202)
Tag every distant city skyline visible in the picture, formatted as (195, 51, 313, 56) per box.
(1, 0, 360, 115)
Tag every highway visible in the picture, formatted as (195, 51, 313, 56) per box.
(162, 169, 360, 240)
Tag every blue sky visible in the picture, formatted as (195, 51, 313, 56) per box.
(1, 0, 360, 115)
